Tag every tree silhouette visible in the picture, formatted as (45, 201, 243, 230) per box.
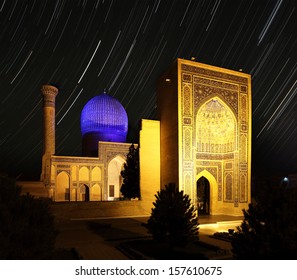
(145, 183, 199, 246)
(232, 179, 297, 259)
(120, 144, 140, 199)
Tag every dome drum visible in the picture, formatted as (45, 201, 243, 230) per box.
(82, 131, 127, 156)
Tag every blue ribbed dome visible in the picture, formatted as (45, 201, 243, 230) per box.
(80, 92, 128, 144)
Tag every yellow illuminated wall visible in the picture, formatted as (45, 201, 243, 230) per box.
(49, 142, 132, 202)
(50, 156, 104, 202)
(157, 58, 252, 216)
(139, 119, 161, 214)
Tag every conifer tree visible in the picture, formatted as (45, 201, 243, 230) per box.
(145, 183, 199, 246)
(120, 144, 140, 199)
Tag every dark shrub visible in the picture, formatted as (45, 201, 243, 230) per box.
(0, 175, 56, 259)
(232, 180, 297, 259)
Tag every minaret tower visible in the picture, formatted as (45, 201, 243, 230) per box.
(40, 84, 58, 187)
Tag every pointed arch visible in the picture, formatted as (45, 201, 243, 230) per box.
(196, 169, 218, 215)
(107, 155, 126, 200)
(91, 183, 102, 201)
(196, 97, 237, 153)
(197, 176, 210, 215)
(56, 171, 70, 201)
(79, 183, 90, 201)
(79, 166, 89, 181)
(196, 94, 238, 120)
(91, 166, 101, 181)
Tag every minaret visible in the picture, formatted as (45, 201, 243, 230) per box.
(40, 84, 58, 187)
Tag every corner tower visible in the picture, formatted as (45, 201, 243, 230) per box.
(40, 84, 58, 186)
(157, 58, 252, 216)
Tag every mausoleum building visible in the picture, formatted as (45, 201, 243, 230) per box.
(40, 58, 252, 216)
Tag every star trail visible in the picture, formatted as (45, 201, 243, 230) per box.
(0, 0, 297, 179)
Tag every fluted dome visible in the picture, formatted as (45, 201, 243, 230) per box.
(80, 92, 128, 156)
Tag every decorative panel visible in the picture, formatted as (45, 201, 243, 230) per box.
(225, 173, 233, 201)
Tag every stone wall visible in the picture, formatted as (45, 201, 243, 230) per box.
(18, 181, 49, 198)
(17, 180, 155, 221)
(50, 200, 151, 222)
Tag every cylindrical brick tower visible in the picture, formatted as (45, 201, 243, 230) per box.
(40, 84, 58, 186)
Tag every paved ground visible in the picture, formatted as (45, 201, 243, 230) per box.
(54, 215, 243, 260)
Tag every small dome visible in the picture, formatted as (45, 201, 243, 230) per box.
(80, 92, 128, 155)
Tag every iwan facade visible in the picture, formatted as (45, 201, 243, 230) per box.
(40, 58, 251, 216)
(157, 59, 252, 216)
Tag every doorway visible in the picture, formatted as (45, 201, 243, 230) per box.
(197, 176, 210, 215)
(81, 184, 90, 201)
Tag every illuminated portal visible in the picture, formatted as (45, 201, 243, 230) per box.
(158, 58, 252, 216)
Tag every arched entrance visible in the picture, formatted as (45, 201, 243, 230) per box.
(80, 184, 90, 201)
(85, 184, 90, 201)
(108, 155, 125, 200)
(197, 176, 210, 215)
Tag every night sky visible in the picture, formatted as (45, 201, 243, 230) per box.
(1, 0, 297, 180)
